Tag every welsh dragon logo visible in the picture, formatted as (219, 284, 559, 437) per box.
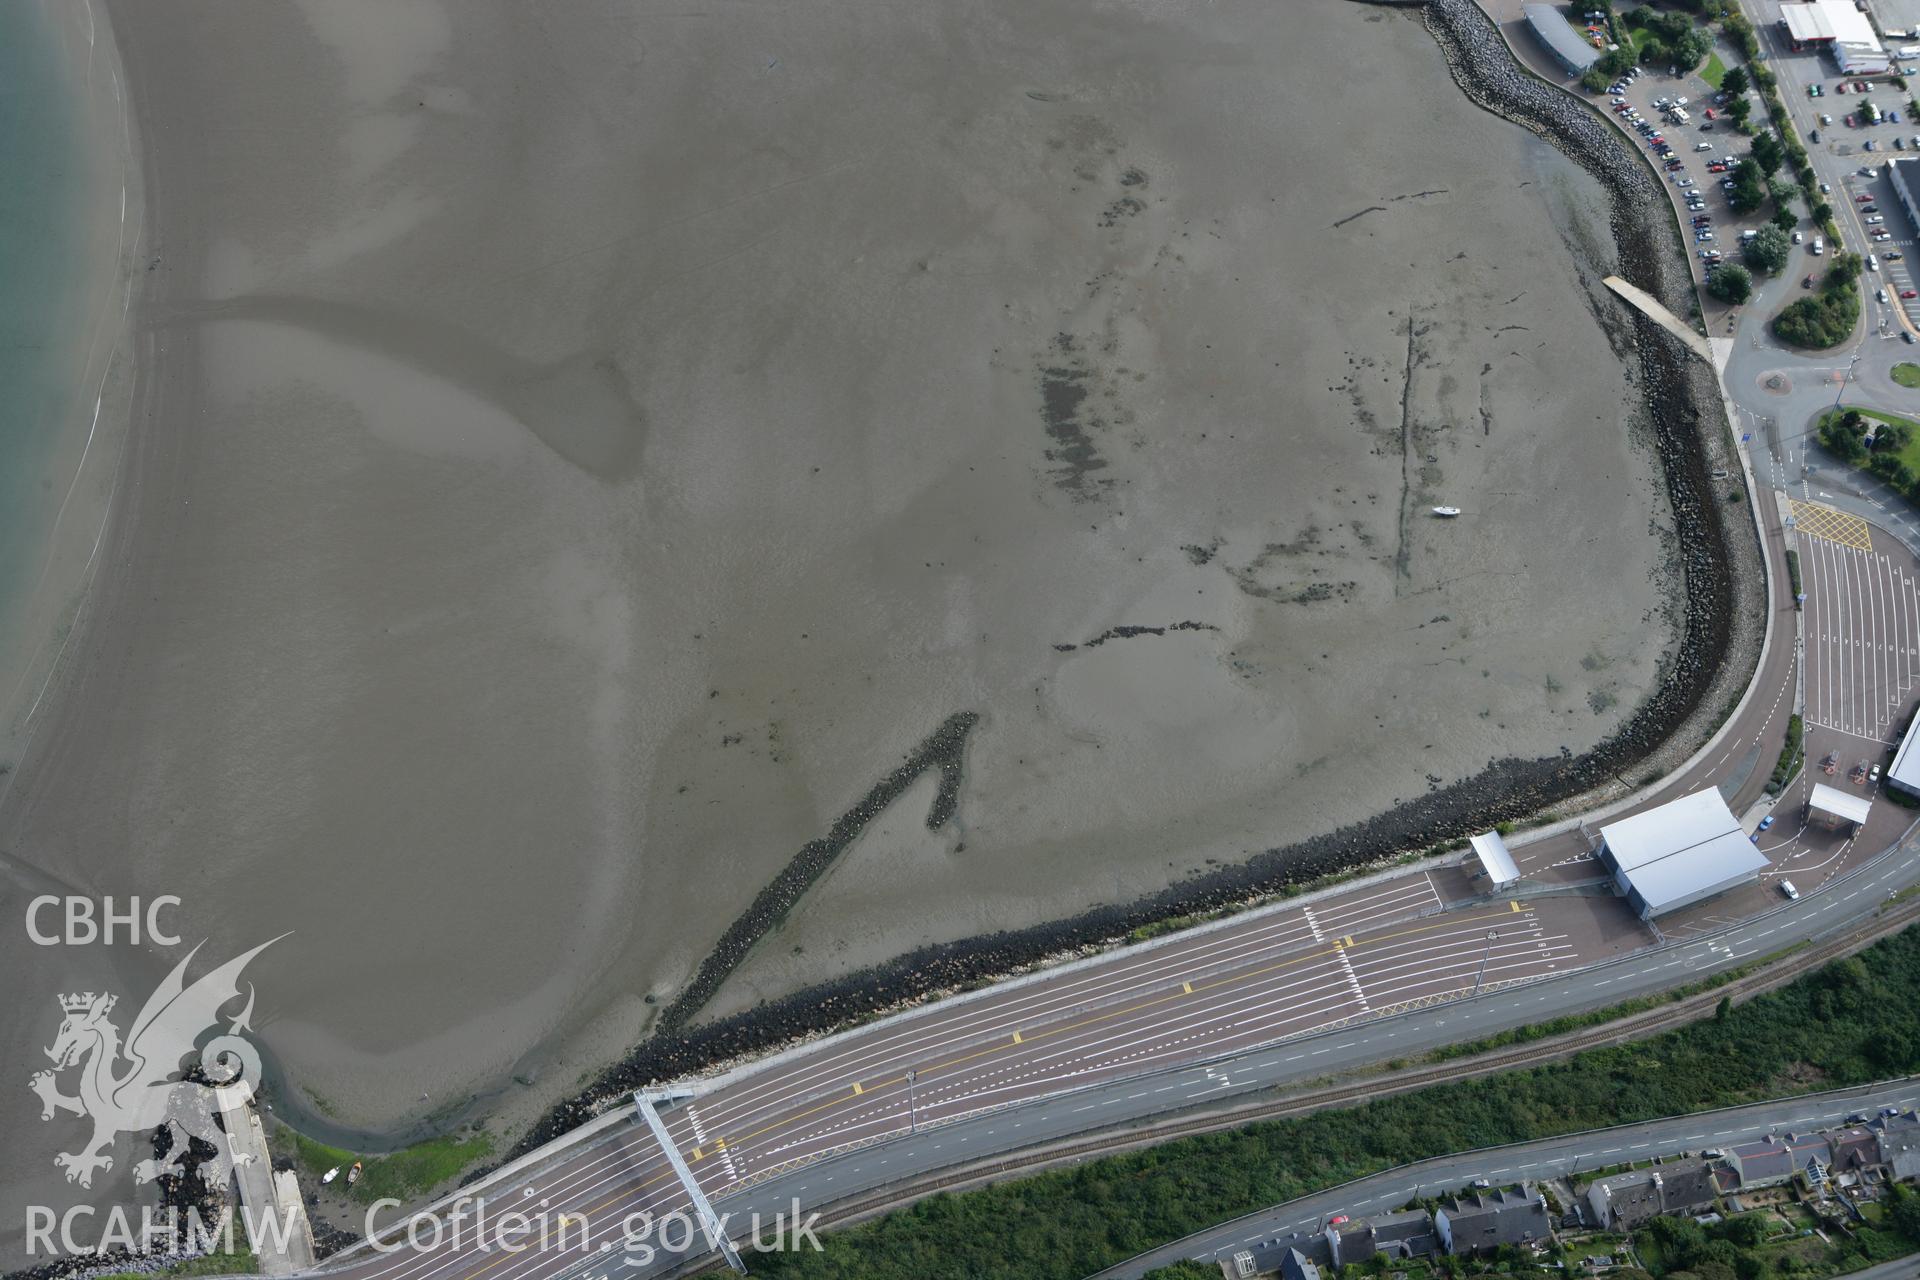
(29, 939, 279, 1191)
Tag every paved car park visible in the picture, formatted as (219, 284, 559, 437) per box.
(1747, 3, 1920, 334)
(1591, 64, 1765, 286)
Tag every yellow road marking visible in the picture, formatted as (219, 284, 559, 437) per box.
(1510, 900, 1523, 913)
(1182, 980, 1193, 994)
(1345, 935, 1355, 947)
(851, 1082, 863, 1095)
(689, 1147, 702, 1161)
(1790, 499, 1872, 552)
(458, 905, 1530, 1278)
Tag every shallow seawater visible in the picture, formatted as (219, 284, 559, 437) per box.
(0, 2, 87, 658)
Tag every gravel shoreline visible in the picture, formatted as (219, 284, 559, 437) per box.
(481, 0, 1766, 1170)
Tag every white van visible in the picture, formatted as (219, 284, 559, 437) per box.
(1670, 108, 1691, 125)
(1813, 236, 1826, 255)
(1870, 253, 1880, 270)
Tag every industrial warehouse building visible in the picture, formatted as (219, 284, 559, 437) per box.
(1522, 4, 1602, 73)
(1598, 789, 1769, 919)
(1778, 0, 1890, 73)
(1891, 702, 1920, 799)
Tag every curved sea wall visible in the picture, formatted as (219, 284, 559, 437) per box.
(496, 0, 1764, 1164)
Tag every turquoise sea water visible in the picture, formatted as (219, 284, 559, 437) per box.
(0, 2, 88, 615)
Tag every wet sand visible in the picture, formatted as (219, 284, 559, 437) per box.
(0, 0, 1678, 1226)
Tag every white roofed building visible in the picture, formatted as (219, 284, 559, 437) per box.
(1889, 708, 1920, 799)
(1808, 782, 1872, 831)
(1779, 0, 1889, 71)
(1598, 789, 1769, 919)
(1469, 831, 1521, 888)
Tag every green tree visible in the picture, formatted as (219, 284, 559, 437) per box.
(1890, 1183, 1920, 1242)
(1751, 130, 1785, 176)
(1769, 177, 1799, 209)
(1583, 66, 1612, 93)
(1721, 64, 1750, 97)
(1708, 262, 1754, 303)
(1729, 159, 1768, 214)
(1729, 96, 1753, 127)
(1745, 225, 1791, 274)
(1771, 207, 1799, 233)
(1812, 200, 1834, 225)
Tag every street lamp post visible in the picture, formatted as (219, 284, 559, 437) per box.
(1470, 930, 1501, 998)
(1835, 350, 1862, 409)
(906, 1069, 918, 1135)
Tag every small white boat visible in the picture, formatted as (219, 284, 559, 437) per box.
(1432, 506, 1462, 518)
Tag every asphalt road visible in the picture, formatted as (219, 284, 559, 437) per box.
(320, 827, 1920, 1280)
(1096, 1077, 1920, 1279)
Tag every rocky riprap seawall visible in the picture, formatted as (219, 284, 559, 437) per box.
(486, 0, 1764, 1173)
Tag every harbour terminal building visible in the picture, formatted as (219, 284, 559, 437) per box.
(1522, 4, 1601, 74)
(1597, 789, 1768, 919)
(1889, 702, 1920, 800)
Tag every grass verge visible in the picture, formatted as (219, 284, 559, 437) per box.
(1893, 361, 1920, 389)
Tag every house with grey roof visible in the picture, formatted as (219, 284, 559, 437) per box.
(1435, 1185, 1551, 1255)
(1277, 1248, 1321, 1280)
(1585, 1160, 1718, 1230)
(1876, 1111, 1920, 1181)
(1727, 1136, 1833, 1189)
(1326, 1209, 1436, 1268)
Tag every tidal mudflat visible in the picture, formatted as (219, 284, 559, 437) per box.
(0, 0, 1684, 1219)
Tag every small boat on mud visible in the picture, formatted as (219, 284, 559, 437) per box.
(1431, 506, 1461, 518)
(346, 1161, 363, 1188)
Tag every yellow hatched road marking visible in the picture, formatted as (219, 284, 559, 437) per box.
(1510, 900, 1523, 913)
(1182, 980, 1193, 994)
(1012, 1030, 1023, 1044)
(1790, 499, 1872, 552)
(851, 1082, 863, 1095)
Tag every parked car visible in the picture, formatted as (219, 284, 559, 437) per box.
(1794, 230, 1804, 244)
(1859, 193, 1876, 202)
(1904, 289, 1918, 299)
(1758, 815, 1775, 831)
(1888, 250, 1905, 260)
(1863, 205, 1880, 214)
(1865, 139, 1878, 151)
(1781, 880, 1801, 900)
(1866, 214, 1885, 223)
(1804, 274, 1817, 288)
